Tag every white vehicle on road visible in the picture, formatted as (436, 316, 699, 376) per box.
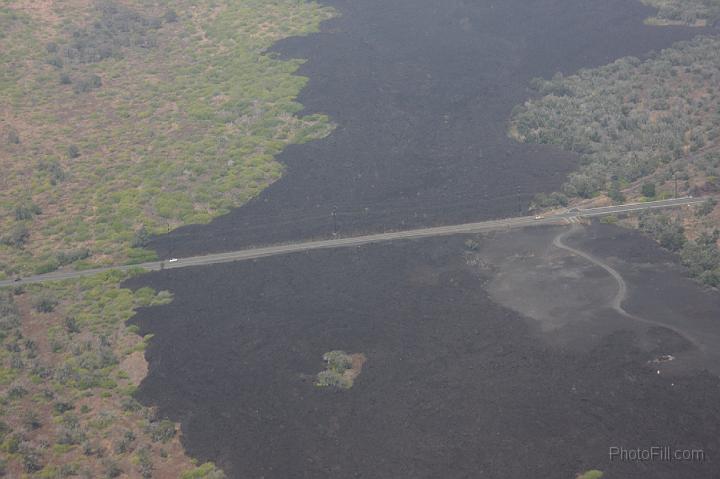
(168, 258, 179, 263)
(534, 215, 544, 220)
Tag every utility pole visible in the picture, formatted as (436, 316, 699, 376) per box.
(516, 186, 522, 214)
(167, 222, 174, 261)
(331, 206, 338, 237)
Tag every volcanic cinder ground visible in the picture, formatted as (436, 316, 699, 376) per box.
(129, 0, 720, 477)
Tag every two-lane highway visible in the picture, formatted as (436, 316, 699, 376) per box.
(0, 196, 708, 287)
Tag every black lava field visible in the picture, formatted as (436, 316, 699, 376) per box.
(129, 226, 720, 478)
(150, 0, 701, 258)
(129, 0, 720, 477)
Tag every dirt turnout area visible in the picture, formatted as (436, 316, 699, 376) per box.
(127, 223, 720, 478)
(149, 0, 703, 258)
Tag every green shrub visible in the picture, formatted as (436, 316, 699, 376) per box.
(53, 401, 75, 414)
(67, 144, 81, 159)
(641, 181, 656, 198)
(57, 248, 91, 266)
(145, 419, 175, 443)
(22, 411, 42, 430)
(316, 370, 352, 389)
(37, 159, 66, 184)
(696, 197, 717, 217)
(577, 470, 603, 479)
(1, 223, 29, 247)
(322, 350, 352, 372)
(64, 316, 81, 334)
(181, 463, 226, 479)
(34, 259, 60, 275)
(73, 75, 102, 94)
(103, 458, 123, 478)
(20, 444, 43, 472)
(6, 128, 20, 144)
(33, 293, 59, 313)
(599, 215, 618, 224)
(0, 292, 21, 331)
(164, 9, 178, 23)
(7, 385, 27, 399)
(639, 213, 686, 251)
(464, 239, 481, 251)
(14, 202, 41, 220)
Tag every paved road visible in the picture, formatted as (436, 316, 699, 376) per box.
(561, 196, 705, 218)
(0, 196, 707, 287)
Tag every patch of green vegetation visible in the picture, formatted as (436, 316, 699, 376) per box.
(316, 350, 355, 389)
(641, 0, 720, 26)
(577, 470, 604, 479)
(599, 215, 618, 224)
(182, 462, 227, 479)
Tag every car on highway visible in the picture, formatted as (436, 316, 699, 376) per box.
(168, 258, 179, 263)
(534, 215, 544, 220)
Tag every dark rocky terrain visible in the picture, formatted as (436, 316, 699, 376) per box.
(129, 224, 720, 478)
(131, 0, 720, 477)
(150, 0, 701, 258)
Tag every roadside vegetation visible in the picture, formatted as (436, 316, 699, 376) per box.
(509, 35, 720, 286)
(1, 0, 334, 476)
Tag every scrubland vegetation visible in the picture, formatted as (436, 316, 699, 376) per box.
(511, 36, 720, 204)
(510, 36, 720, 286)
(638, 208, 720, 286)
(0, 0, 334, 277)
(641, 0, 720, 26)
(0, 271, 223, 477)
(1, 0, 333, 476)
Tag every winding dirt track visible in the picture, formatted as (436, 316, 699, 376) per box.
(553, 225, 700, 349)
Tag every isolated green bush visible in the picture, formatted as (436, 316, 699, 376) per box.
(32, 292, 59, 313)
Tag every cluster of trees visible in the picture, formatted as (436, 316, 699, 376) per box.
(46, 1, 177, 97)
(512, 36, 720, 200)
(641, 0, 720, 25)
(639, 212, 720, 286)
